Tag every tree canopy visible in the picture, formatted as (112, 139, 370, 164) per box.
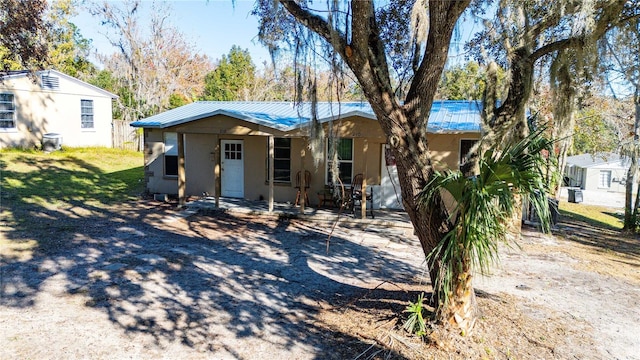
(46, 0, 95, 79)
(90, 0, 213, 120)
(0, 0, 48, 71)
(599, 12, 640, 230)
(202, 45, 256, 101)
(437, 61, 506, 100)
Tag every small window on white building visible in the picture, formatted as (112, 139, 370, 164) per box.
(81, 99, 94, 129)
(598, 170, 612, 188)
(164, 132, 178, 177)
(0, 93, 16, 129)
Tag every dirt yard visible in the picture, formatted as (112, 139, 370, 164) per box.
(1, 199, 639, 359)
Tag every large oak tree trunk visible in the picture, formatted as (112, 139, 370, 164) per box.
(279, 0, 474, 333)
(372, 2, 477, 332)
(624, 157, 637, 231)
(340, 0, 474, 330)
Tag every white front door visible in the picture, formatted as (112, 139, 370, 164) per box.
(221, 140, 244, 198)
(380, 144, 404, 209)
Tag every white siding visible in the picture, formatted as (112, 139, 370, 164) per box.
(0, 71, 115, 149)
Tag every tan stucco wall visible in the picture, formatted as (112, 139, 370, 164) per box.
(143, 128, 176, 195)
(319, 116, 386, 186)
(184, 133, 216, 196)
(141, 115, 481, 204)
(0, 73, 114, 149)
(430, 133, 480, 170)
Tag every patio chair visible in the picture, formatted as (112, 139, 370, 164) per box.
(294, 170, 311, 206)
(350, 173, 374, 218)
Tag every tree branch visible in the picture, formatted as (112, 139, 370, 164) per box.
(278, 0, 348, 57)
(530, 0, 632, 63)
(405, 0, 469, 115)
(529, 38, 577, 63)
(350, 1, 373, 59)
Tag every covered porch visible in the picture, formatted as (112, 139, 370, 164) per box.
(183, 196, 413, 228)
(132, 101, 482, 216)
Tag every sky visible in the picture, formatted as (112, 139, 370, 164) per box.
(72, 0, 272, 65)
(71, 0, 483, 70)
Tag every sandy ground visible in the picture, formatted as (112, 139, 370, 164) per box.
(1, 200, 638, 359)
(478, 231, 640, 360)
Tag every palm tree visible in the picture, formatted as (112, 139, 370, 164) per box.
(419, 130, 552, 333)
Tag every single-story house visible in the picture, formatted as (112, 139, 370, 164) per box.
(0, 70, 118, 149)
(564, 152, 630, 193)
(130, 100, 482, 209)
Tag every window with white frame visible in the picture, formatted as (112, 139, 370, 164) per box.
(326, 138, 353, 184)
(0, 93, 16, 129)
(81, 99, 94, 129)
(266, 138, 291, 182)
(598, 170, 611, 188)
(164, 132, 178, 176)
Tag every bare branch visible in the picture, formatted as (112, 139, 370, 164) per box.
(278, 0, 347, 57)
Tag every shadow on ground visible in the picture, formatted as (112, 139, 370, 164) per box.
(1, 156, 425, 359)
(557, 210, 640, 260)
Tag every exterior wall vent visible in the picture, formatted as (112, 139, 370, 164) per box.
(41, 75, 60, 90)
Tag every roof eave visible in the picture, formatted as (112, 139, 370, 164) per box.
(131, 109, 295, 132)
(285, 110, 377, 131)
(42, 70, 119, 99)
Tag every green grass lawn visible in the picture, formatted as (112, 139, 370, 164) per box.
(1, 147, 144, 258)
(559, 200, 624, 230)
(1, 147, 144, 209)
(0, 147, 627, 238)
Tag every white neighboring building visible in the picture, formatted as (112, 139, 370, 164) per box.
(0, 70, 117, 149)
(564, 152, 630, 193)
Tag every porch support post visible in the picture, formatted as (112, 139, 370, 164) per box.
(214, 135, 220, 208)
(299, 136, 307, 214)
(268, 135, 274, 213)
(177, 132, 186, 207)
(362, 138, 368, 218)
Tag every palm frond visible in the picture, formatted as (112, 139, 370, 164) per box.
(419, 129, 553, 308)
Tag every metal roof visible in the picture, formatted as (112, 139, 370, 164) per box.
(565, 152, 629, 168)
(427, 100, 482, 133)
(131, 100, 482, 133)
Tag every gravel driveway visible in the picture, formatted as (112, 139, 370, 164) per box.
(1, 202, 423, 359)
(2, 200, 638, 359)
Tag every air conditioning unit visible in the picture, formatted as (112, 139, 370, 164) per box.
(42, 133, 63, 151)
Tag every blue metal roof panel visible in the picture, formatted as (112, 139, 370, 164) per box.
(428, 100, 482, 132)
(131, 100, 481, 133)
(223, 110, 302, 130)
